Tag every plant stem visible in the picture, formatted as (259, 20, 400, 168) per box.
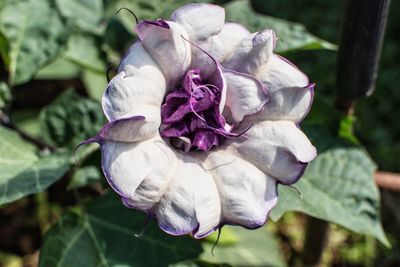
(302, 217, 330, 266)
(0, 113, 56, 151)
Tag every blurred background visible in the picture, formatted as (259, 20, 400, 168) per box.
(0, 0, 399, 266)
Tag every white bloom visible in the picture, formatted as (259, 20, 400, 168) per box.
(84, 3, 316, 238)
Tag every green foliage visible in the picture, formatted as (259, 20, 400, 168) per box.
(225, 0, 337, 53)
(56, 0, 105, 35)
(0, 0, 70, 85)
(67, 166, 101, 190)
(0, 82, 11, 110)
(40, 89, 105, 148)
(0, 127, 70, 206)
(271, 146, 388, 246)
(63, 32, 105, 73)
(39, 193, 203, 267)
(201, 226, 287, 267)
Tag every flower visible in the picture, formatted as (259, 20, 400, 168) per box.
(83, 3, 316, 238)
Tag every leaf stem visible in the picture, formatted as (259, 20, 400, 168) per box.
(0, 113, 56, 151)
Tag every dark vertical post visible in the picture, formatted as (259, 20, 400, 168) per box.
(303, 0, 391, 266)
(302, 217, 330, 266)
(336, 0, 391, 110)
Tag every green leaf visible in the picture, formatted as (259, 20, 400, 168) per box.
(204, 227, 239, 246)
(170, 260, 232, 267)
(39, 193, 203, 267)
(0, 31, 10, 67)
(0, 127, 70, 206)
(82, 70, 108, 101)
(0, 82, 11, 110)
(56, 0, 105, 35)
(270, 147, 389, 246)
(224, 0, 337, 53)
(0, 0, 69, 85)
(67, 166, 101, 190)
(40, 89, 105, 148)
(63, 32, 105, 73)
(35, 57, 81, 80)
(200, 226, 287, 267)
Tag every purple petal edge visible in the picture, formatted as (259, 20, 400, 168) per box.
(143, 19, 170, 28)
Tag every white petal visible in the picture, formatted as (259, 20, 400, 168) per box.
(101, 137, 177, 200)
(204, 149, 277, 228)
(118, 41, 165, 81)
(253, 84, 314, 123)
(257, 54, 309, 91)
(224, 29, 275, 75)
(155, 156, 221, 237)
(189, 23, 251, 79)
(171, 3, 225, 40)
(102, 71, 165, 122)
(94, 113, 160, 143)
(253, 54, 312, 122)
(231, 120, 317, 184)
(135, 20, 191, 88)
(223, 69, 268, 122)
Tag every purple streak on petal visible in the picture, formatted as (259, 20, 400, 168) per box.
(143, 19, 170, 28)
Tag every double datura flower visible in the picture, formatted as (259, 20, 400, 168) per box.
(83, 3, 316, 238)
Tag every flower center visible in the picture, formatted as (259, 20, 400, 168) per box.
(160, 69, 232, 152)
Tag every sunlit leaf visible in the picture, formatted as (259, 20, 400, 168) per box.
(0, 127, 70, 206)
(201, 226, 287, 267)
(64, 32, 105, 73)
(56, 0, 105, 35)
(271, 147, 389, 246)
(0, 0, 69, 85)
(39, 193, 203, 267)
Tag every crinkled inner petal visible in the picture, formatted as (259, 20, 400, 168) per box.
(223, 69, 268, 123)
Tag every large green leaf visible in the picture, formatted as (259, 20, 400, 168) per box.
(56, 0, 105, 35)
(0, 0, 69, 85)
(63, 32, 105, 73)
(200, 226, 287, 267)
(39, 193, 203, 267)
(270, 147, 389, 246)
(0, 127, 70, 206)
(40, 89, 105, 148)
(224, 0, 336, 53)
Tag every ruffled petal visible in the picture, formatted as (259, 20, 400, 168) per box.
(252, 54, 312, 122)
(135, 20, 191, 87)
(204, 149, 277, 228)
(102, 71, 165, 122)
(91, 113, 160, 143)
(253, 83, 314, 123)
(100, 137, 177, 199)
(155, 156, 221, 238)
(231, 120, 317, 184)
(118, 41, 166, 80)
(223, 69, 268, 123)
(224, 29, 275, 75)
(257, 54, 309, 91)
(171, 3, 225, 40)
